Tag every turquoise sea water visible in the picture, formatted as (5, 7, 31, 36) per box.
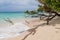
(0, 12, 26, 19)
(0, 13, 30, 39)
(0, 12, 28, 23)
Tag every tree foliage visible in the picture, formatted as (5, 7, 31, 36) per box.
(37, 0, 60, 25)
(23, 0, 60, 40)
(25, 10, 37, 15)
(24, 0, 60, 25)
(25, 0, 60, 15)
(38, 0, 60, 12)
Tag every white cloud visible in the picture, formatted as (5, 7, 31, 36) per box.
(0, 0, 39, 12)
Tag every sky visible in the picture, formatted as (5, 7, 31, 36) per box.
(0, 0, 39, 12)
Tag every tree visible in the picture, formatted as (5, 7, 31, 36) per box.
(22, 0, 60, 40)
(24, 10, 29, 13)
(25, 10, 37, 15)
(37, 0, 60, 24)
(38, 0, 60, 12)
(25, 0, 60, 25)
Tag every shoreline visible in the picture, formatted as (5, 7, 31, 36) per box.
(0, 17, 60, 40)
(0, 18, 30, 40)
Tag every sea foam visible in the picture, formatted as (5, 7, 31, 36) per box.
(0, 22, 30, 39)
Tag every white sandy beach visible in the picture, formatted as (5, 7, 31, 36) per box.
(0, 17, 60, 40)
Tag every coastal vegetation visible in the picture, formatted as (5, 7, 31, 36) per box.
(25, 0, 60, 25)
(23, 0, 60, 40)
(38, 0, 60, 25)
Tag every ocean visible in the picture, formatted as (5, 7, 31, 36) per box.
(0, 12, 28, 23)
(0, 12, 30, 39)
(0, 12, 26, 20)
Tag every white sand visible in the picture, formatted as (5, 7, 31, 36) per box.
(0, 17, 60, 40)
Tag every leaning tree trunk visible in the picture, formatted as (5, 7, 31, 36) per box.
(46, 10, 60, 25)
(38, 0, 60, 25)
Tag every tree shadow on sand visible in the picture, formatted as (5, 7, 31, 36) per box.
(22, 17, 60, 40)
(48, 17, 60, 26)
(22, 23, 46, 40)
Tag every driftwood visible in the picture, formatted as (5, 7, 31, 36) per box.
(4, 18, 14, 25)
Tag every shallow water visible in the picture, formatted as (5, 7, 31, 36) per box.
(0, 13, 30, 39)
(0, 12, 26, 21)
